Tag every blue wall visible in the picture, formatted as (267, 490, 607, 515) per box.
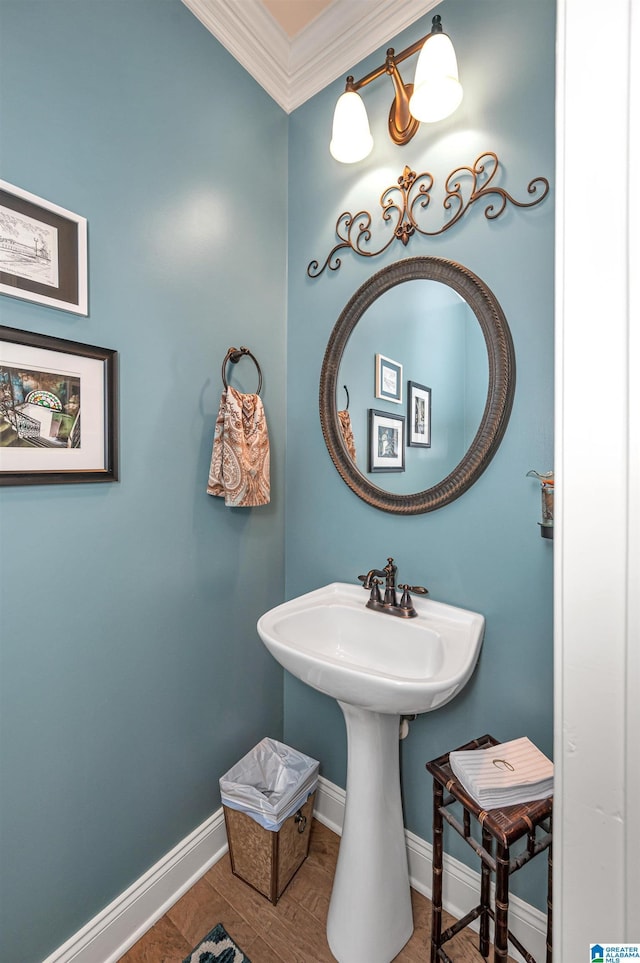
(285, 0, 555, 911)
(0, 3, 287, 961)
(0, 1, 555, 958)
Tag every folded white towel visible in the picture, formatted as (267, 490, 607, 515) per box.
(449, 737, 553, 810)
(207, 386, 270, 507)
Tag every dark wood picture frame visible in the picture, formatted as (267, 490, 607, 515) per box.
(368, 408, 405, 473)
(0, 325, 118, 486)
(407, 380, 432, 448)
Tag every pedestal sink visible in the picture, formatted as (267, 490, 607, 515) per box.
(257, 582, 484, 963)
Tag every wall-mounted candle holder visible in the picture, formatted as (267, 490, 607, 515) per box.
(527, 469, 554, 539)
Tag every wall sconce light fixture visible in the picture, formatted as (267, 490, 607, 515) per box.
(330, 15, 463, 164)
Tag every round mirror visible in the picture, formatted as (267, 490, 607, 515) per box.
(319, 256, 515, 514)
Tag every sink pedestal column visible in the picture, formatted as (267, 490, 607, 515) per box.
(327, 703, 413, 963)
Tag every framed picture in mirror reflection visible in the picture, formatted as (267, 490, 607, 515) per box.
(368, 408, 405, 473)
(407, 381, 432, 448)
(375, 353, 402, 404)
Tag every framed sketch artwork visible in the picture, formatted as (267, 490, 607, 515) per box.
(368, 408, 405, 472)
(374, 353, 403, 404)
(0, 180, 88, 315)
(407, 381, 432, 447)
(0, 325, 118, 485)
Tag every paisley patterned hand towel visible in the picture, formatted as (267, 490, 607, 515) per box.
(207, 386, 270, 506)
(338, 409, 356, 461)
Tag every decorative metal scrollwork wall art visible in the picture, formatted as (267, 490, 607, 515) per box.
(307, 151, 549, 278)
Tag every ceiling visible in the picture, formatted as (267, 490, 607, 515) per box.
(260, 0, 336, 39)
(181, 0, 439, 113)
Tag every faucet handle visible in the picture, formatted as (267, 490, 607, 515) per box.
(358, 575, 383, 602)
(398, 584, 428, 610)
(368, 578, 383, 604)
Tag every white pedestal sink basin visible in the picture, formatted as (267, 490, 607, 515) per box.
(257, 582, 484, 963)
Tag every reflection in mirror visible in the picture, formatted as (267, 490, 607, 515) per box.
(319, 256, 515, 514)
(339, 280, 488, 495)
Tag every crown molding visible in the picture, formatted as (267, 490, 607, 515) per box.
(182, 0, 290, 108)
(181, 0, 439, 113)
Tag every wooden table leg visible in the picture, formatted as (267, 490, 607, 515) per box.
(480, 827, 492, 958)
(494, 843, 510, 962)
(431, 780, 444, 963)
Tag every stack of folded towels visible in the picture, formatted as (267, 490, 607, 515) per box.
(449, 737, 554, 810)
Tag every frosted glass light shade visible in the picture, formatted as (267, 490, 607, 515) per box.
(330, 90, 374, 164)
(409, 32, 463, 123)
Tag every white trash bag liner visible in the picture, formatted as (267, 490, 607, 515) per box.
(220, 737, 319, 831)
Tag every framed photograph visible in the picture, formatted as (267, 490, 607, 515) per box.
(368, 408, 405, 472)
(407, 381, 432, 448)
(375, 353, 403, 404)
(0, 325, 118, 486)
(0, 180, 88, 315)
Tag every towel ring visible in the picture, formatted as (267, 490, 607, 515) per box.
(221, 346, 263, 395)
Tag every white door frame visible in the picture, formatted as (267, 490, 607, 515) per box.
(555, 0, 639, 952)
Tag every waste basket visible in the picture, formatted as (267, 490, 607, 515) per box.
(220, 738, 319, 903)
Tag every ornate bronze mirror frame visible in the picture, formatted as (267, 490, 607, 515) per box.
(319, 256, 516, 514)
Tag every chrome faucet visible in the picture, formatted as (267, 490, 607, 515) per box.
(357, 557, 428, 618)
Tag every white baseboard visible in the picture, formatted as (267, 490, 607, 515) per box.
(44, 775, 547, 963)
(42, 810, 228, 963)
